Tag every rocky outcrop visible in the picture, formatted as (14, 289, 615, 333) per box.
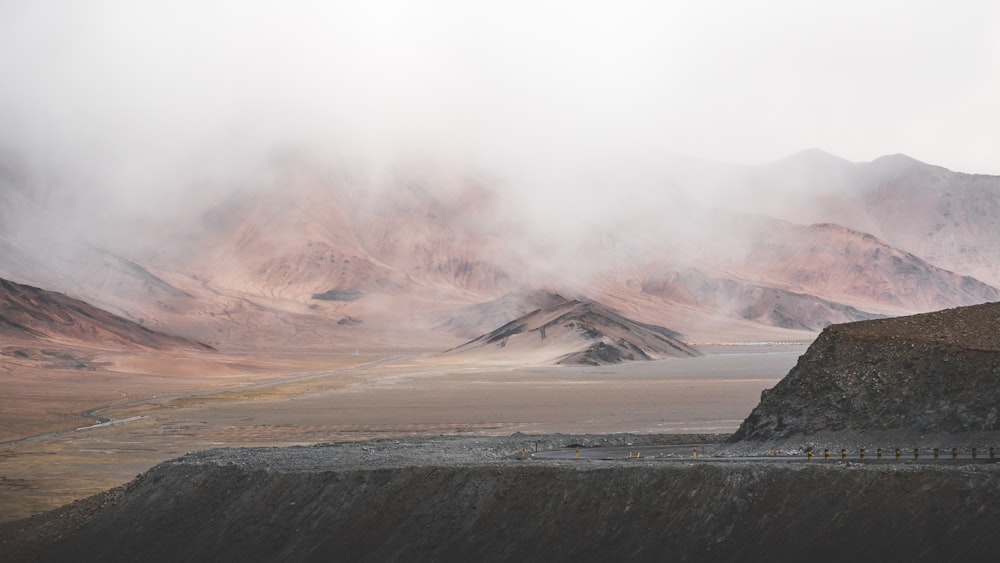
(730, 302, 1000, 445)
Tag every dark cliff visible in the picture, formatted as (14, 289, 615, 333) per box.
(731, 302, 1000, 444)
(6, 455, 1000, 563)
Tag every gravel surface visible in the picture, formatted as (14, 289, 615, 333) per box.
(175, 432, 728, 471)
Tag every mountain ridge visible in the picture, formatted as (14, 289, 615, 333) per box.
(0, 277, 213, 352)
(3, 149, 999, 348)
(446, 294, 699, 365)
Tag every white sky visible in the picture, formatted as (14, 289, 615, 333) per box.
(1, 0, 999, 196)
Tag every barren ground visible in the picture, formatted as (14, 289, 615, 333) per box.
(0, 344, 803, 523)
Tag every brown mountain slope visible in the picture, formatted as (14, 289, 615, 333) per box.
(580, 211, 996, 337)
(1, 159, 518, 349)
(0, 278, 212, 352)
(859, 154, 1000, 286)
(0, 181, 202, 335)
(446, 295, 699, 365)
(639, 267, 882, 331)
(733, 150, 1000, 287)
(168, 160, 521, 303)
(742, 221, 1000, 313)
(434, 289, 570, 339)
(730, 301, 1000, 447)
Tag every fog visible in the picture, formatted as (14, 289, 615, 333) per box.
(2, 1, 999, 233)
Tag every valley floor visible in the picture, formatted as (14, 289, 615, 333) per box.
(0, 344, 803, 523)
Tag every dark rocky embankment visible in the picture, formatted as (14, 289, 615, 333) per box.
(4, 438, 1000, 563)
(730, 302, 1000, 450)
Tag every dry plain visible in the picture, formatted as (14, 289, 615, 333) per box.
(0, 344, 804, 523)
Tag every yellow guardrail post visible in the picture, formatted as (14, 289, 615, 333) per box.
(807, 450, 813, 461)
(575, 448, 580, 460)
(841, 448, 847, 461)
(914, 448, 919, 460)
(824, 448, 830, 461)
(692, 448, 698, 460)
(877, 448, 882, 461)
(859, 448, 865, 461)
(933, 448, 939, 460)
(895, 448, 901, 461)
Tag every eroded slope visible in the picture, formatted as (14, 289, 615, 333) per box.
(6, 438, 1000, 563)
(731, 302, 1000, 445)
(446, 294, 699, 365)
(0, 277, 212, 352)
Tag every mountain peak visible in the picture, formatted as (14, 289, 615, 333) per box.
(771, 148, 854, 168)
(446, 296, 698, 365)
(867, 153, 942, 172)
(788, 148, 849, 161)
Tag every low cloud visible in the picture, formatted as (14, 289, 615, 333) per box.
(1, 0, 998, 243)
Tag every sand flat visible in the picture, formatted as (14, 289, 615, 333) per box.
(0, 344, 803, 522)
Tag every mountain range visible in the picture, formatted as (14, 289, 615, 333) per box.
(2, 149, 999, 357)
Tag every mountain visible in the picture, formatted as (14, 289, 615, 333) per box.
(434, 289, 570, 339)
(638, 268, 882, 332)
(728, 150, 1000, 287)
(578, 212, 996, 337)
(0, 160, 502, 349)
(446, 294, 699, 365)
(162, 160, 522, 303)
(3, 149, 1000, 348)
(0, 179, 202, 331)
(860, 155, 1000, 287)
(0, 277, 212, 352)
(738, 221, 999, 313)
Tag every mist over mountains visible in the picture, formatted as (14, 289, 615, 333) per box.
(2, 149, 998, 351)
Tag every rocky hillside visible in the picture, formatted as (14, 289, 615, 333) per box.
(445, 294, 699, 365)
(730, 302, 1000, 446)
(737, 150, 1000, 287)
(740, 221, 1000, 312)
(860, 154, 1000, 287)
(5, 438, 1000, 562)
(163, 161, 522, 302)
(0, 277, 212, 352)
(433, 289, 569, 339)
(639, 267, 882, 332)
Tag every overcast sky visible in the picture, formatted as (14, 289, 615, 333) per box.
(2, 0, 999, 203)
